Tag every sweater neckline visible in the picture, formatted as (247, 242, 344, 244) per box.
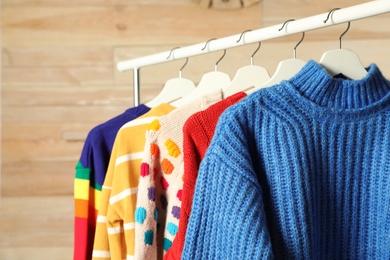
(125, 103, 150, 115)
(284, 60, 390, 121)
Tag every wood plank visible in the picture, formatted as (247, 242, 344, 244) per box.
(263, 0, 368, 21)
(0, 247, 72, 260)
(212, 0, 242, 9)
(243, 0, 260, 8)
(0, 196, 73, 247)
(1, 86, 164, 110)
(1, 86, 133, 106)
(1, 0, 189, 7)
(261, 0, 390, 40)
(1, 4, 262, 47)
(1, 161, 75, 196)
(1, 117, 152, 144)
(205, 0, 260, 9)
(1, 106, 129, 162)
(1, 140, 83, 162)
(2, 105, 129, 123)
(2, 67, 114, 86)
(196, 0, 211, 9)
(1, 122, 92, 141)
(2, 47, 113, 67)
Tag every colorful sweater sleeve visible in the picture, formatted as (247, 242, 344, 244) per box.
(74, 105, 150, 260)
(163, 116, 205, 260)
(91, 137, 118, 260)
(181, 107, 273, 259)
(92, 124, 148, 260)
(74, 131, 104, 260)
(135, 119, 188, 260)
(134, 120, 161, 260)
(106, 129, 145, 259)
(74, 159, 94, 260)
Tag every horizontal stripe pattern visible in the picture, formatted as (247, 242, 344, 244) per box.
(74, 179, 89, 200)
(97, 215, 107, 223)
(124, 222, 135, 230)
(109, 188, 138, 205)
(120, 116, 158, 129)
(116, 152, 144, 166)
(92, 250, 111, 258)
(75, 199, 89, 218)
(75, 161, 91, 180)
(108, 226, 124, 235)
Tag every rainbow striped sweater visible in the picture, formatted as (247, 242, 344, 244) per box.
(74, 105, 149, 260)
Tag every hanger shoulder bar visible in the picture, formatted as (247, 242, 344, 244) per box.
(117, 1, 390, 72)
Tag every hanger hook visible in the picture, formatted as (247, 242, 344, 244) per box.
(324, 8, 350, 49)
(339, 21, 350, 49)
(166, 47, 188, 78)
(293, 32, 305, 59)
(179, 58, 189, 78)
(251, 42, 261, 65)
(279, 19, 295, 31)
(237, 29, 252, 43)
(201, 38, 217, 51)
(324, 8, 341, 23)
(201, 38, 226, 71)
(167, 46, 180, 59)
(215, 49, 226, 71)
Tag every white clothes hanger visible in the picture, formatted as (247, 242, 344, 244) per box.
(247, 21, 306, 95)
(319, 9, 367, 80)
(223, 30, 270, 98)
(172, 39, 231, 107)
(146, 48, 196, 107)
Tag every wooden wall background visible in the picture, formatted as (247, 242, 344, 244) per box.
(1, 0, 389, 259)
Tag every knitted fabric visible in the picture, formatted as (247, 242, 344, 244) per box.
(183, 60, 390, 259)
(164, 92, 246, 260)
(134, 91, 223, 260)
(74, 105, 149, 260)
(92, 103, 175, 260)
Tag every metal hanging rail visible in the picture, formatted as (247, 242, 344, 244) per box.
(117, 1, 390, 106)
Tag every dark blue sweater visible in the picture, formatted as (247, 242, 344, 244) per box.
(183, 60, 390, 259)
(74, 104, 149, 260)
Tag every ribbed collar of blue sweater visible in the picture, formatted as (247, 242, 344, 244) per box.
(283, 60, 390, 120)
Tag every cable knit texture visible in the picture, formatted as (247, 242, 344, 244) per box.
(135, 91, 223, 260)
(182, 60, 390, 259)
(164, 92, 246, 260)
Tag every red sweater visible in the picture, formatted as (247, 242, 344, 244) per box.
(164, 92, 246, 260)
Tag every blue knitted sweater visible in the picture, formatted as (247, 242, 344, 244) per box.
(182, 60, 390, 259)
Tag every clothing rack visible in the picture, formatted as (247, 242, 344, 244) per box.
(117, 1, 390, 106)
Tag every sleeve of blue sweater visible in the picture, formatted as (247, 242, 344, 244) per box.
(182, 103, 273, 259)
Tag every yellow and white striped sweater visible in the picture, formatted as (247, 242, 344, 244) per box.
(92, 103, 175, 260)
